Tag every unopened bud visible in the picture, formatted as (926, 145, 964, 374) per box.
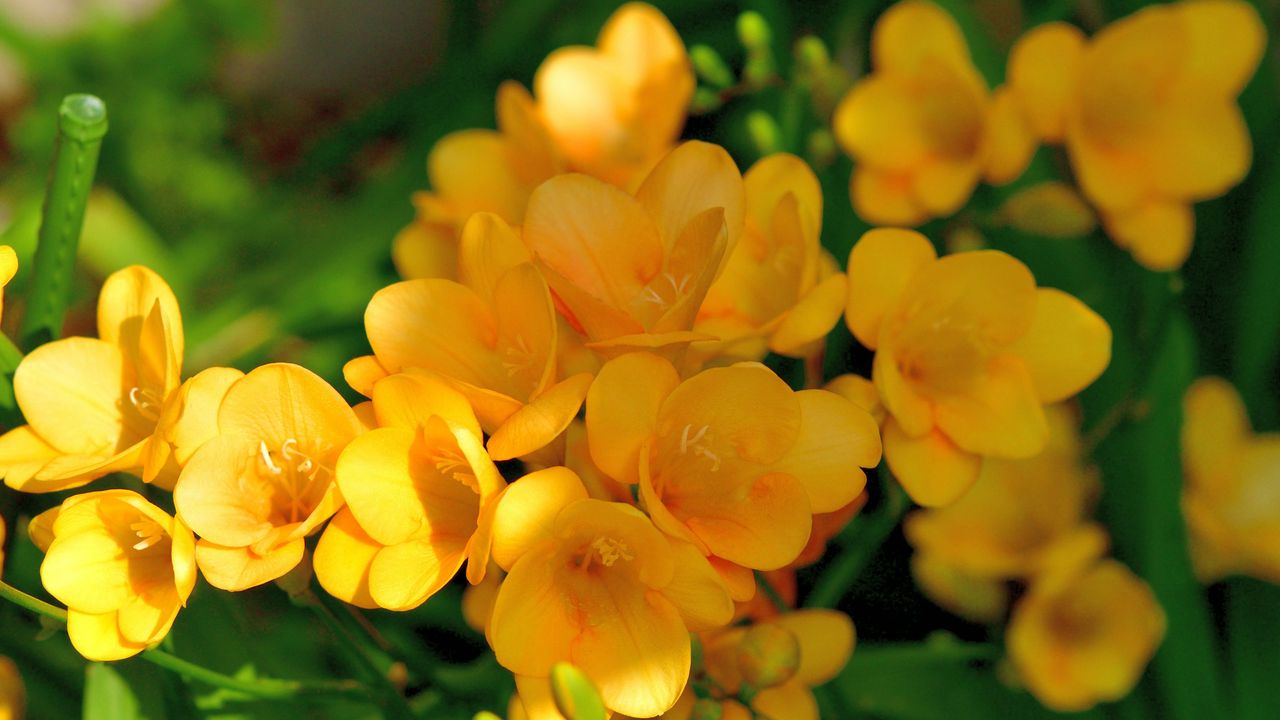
(794, 36, 830, 75)
(473, 713, 502, 720)
(746, 111, 781, 156)
(550, 662, 608, 720)
(997, 181, 1097, 238)
(737, 11, 772, 51)
(692, 87, 724, 115)
(734, 622, 800, 689)
(806, 128, 837, 168)
(690, 698, 724, 720)
(690, 44, 735, 89)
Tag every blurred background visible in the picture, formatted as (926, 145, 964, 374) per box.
(0, 0, 1277, 718)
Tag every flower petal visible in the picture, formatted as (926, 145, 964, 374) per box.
(368, 537, 467, 611)
(1103, 201, 1195, 271)
(67, 610, 145, 661)
(586, 352, 680, 484)
(217, 363, 360, 462)
(933, 355, 1047, 458)
(97, 265, 183, 389)
(844, 228, 937, 350)
(1012, 288, 1111, 403)
(488, 373, 593, 461)
(314, 508, 380, 609)
(342, 355, 388, 398)
(774, 389, 881, 513)
(173, 434, 276, 547)
(635, 140, 744, 264)
(883, 419, 981, 507)
(488, 545, 578, 675)
(194, 538, 305, 592)
(15, 338, 130, 456)
(770, 272, 847, 357)
(1008, 23, 1086, 142)
(661, 539, 735, 632)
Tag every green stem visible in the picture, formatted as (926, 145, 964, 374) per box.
(754, 571, 790, 613)
(20, 94, 108, 350)
(0, 580, 364, 701)
(300, 589, 415, 720)
(805, 480, 908, 609)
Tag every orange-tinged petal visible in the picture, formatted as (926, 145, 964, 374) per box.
(661, 539, 735, 632)
(1175, 0, 1265, 97)
(744, 153, 823, 243)
(774, 390, 880, 513)
(147, 366, 244, 488)
(833, 78, 930, 171)
(492, 262, 559, 398)
(490, 467, 589, 571)
(752, 682, 818, 720)
(984, 87, 1037, 184)
(15, 337, 130, 456)
(824, 374, 884, 424)
(1103, 201, 1194, 271)
(635, 140, 744, 262)
(1145, 103, 1252, 201)
(1182, 376, 1250, 493)
(933, 355, 1047, 458)
(496, 80, 563, 186)
(173, 434, 275, 547)
(1007, 23, 1086, 142)
(365, 279, 504, 390)
(343, 355, 388, 398)
(913, 159, 980, 217)
(769, 273, 847, 357)
(1012, 288, 1111, 403)
(217, 363, 360, 459)
(488, 373, 593, 461)
(194, 538, 305, 592)
(844, 228, 937, 350)
(883, 419, 981, 507)
(773, 609, 856, 686)
(488, 545, 578, 674)
(849, 167, 927, 226)
(96, 265, 183, 388)
(368, 537, 467, 611)
(872, 0, 973, 76)
(392, 222, 457, 281)
(872, 345, 934, 437)
(679, 471, 811, 571)
(314, 508, 380, 609)
(335, 427, 431, 546)
(901, 250, 1038, 349)
(458, 212, 533, 301)
(534, 48, 629, 179)
(649, 207, 728, 334)
(427, 129, 529, 223)
(587, 352, 680, 484)
(710, 557, 757, 603)
(571, 580, 689, 717)
(67, 610, 145, 661)
(371, 372, 481, 438)
(524, 173, 663, 309)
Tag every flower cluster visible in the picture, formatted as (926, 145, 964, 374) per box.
(905, 407, 1165, 711)
(833, 0, 1263, 270)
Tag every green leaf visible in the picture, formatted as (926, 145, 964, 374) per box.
(1234, 143, 1280, 425)
(831, 642, 1101, 719)
(84, 662, 168, 720)
(1225, 579, 1280, 720)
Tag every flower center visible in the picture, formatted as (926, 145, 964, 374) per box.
(575, 536, 634, 572)
(129, 518, 166, 552)
(257, 438, 333, 523)
(429, 446, 480, 493)
(127, 386, 164, 423)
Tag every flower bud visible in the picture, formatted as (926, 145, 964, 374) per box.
(746, 111, 781, 156)
(794, 36, 830, 75)
(734, 622, 800, 689)
(692, 87, 723, 115)
(736, 12, 772, 52)
(690, 698, 723, 720)
(550, 662, 608, 720)
(690, 44, 735, 89)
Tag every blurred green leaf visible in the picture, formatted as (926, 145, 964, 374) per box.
(84, 662, 168, 720)
(831, 642, 1100, 719)
(1226, 579, 1280, 720)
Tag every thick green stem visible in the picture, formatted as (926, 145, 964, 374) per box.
(0, 580, 364, 701)
(20, 94, 108, 350)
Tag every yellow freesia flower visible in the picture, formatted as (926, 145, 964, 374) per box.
(661, 610, 854, 720)
(312, 372, 505, 610)
(0, 245, 16, 321)
(0, 266, 185, 492)
(363, 212, 593, 461)
(0, 656, 22, 720)
(28, 490, 196, 661)
(394, 81, 562, 280)
(394, 2, 691, 280)
(524, 140, 744, 361)
(173, 363, 360, 591)
(831, 1, 1034, 226)
(486, 467, 733, 718)
(1007, 559, 1165, 712)
(586, 352, 881, 574)
(1002, 1, 1264, 269)
(534, 2, 693, 189)
(695, 153, 846, 363)
(845, 228, 1110, 506)
(905, 405, 1107, 621)
(1182, 377, 1280, 583)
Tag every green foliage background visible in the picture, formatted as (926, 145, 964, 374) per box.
(0, 0, 1276, 718)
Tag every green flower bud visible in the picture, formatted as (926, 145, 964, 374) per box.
(550, 662, 608, 720)
(737, 11, 772, 51)
(691, 698, 724, 720)
(735, 623, 800, 689)
(690, 44, 735, 88)
(746, 111, 782, 156)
